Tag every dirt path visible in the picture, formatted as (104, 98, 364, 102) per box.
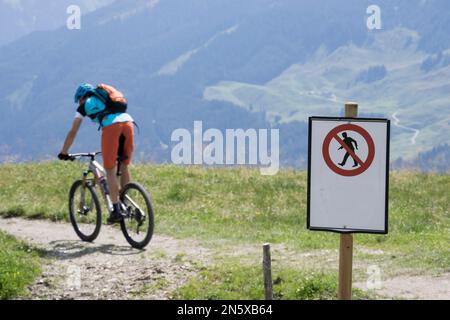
(1, 217, 449, 300)
(355, 274, 450, 300)
(0, 217, 213, 300)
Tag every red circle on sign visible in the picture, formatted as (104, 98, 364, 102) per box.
(322, 124, 375, 177)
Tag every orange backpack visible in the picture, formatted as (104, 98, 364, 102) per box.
(93, 84, 128, 114)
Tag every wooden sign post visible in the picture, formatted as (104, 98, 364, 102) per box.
(338, 103, 358, 300)
(307, 102, 390, 300)
(338, 233, 353, 300)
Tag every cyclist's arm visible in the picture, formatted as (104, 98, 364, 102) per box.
(60, 117, 83, 155)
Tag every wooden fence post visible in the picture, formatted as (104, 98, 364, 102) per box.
(263, 243, 273, 300)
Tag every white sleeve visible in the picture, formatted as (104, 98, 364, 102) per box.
(75, 112, 84, 119)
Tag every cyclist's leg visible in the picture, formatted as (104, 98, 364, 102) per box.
(101, 124, 121, 204)
(120, 121, 135, 189)
(106, 169, 119, 203)
(120, 164, 131, 188)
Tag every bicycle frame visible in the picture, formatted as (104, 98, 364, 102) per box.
(82, 157, 114, 213)
(73, 153, 145, 215)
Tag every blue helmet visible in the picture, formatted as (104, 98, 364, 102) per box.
(74, 83, 95, 103)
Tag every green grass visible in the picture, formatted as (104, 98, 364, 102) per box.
(172, 258, 375, 300)
(0, 163, 448, 268)
(0, 162, 448, 299)
(0, 231, 45, 299)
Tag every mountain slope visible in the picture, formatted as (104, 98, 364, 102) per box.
(0, 0, 449, 168)
(204, 28, 450, 160)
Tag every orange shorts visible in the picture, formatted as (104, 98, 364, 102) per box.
(101, 121, 134, 169)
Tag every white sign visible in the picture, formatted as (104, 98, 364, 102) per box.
(307, 117, 390, 234)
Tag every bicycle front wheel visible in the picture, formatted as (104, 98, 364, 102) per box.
(69, 180, 102, 242)
(120, 182, 154, 249)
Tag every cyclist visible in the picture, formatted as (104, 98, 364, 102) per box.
(58, 83, 134, 224)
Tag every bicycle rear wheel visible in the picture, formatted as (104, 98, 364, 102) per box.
(119, 182, 154, 249)
(69, 180, 102, 242)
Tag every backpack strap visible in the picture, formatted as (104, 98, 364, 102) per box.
(92, 88, 108, 104)
(95, 110, 114, 131)
(133, 121, 140, 135)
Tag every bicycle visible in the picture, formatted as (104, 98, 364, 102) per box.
(67, 152, 154, 249)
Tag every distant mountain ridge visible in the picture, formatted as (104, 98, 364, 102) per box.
(0, 0, 114, 46)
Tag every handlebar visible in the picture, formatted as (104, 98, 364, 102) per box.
(68, 152, 102, 161)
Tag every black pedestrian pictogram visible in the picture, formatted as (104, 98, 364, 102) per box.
(322, 123, 375, 177)
(337, 132, 359, 167)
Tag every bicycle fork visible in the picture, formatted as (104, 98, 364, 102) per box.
(76, 170, 93, 213)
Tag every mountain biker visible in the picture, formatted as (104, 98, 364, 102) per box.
(58, 83, 134, 224)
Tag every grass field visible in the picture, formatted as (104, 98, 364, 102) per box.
(0, 162, 448, 299)
(0, 231, 44, 299)
(170, 256, 376, 300)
